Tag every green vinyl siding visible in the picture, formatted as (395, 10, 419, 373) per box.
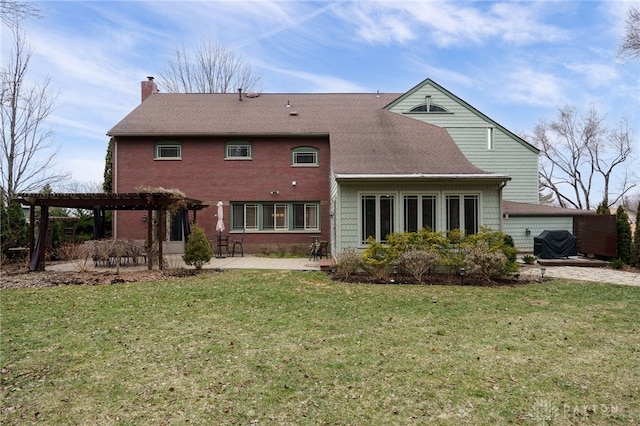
(504, 216, 573, 252)
(386, 80, 539, 204)
(334, 181, 501, 252)
(445, 127, 538, 203)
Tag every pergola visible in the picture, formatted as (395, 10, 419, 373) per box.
(13, 192, 208, 271)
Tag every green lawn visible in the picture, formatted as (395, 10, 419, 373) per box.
(1, 270, 638, 425)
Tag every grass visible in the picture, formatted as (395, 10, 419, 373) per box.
(1, 270, 639, 425)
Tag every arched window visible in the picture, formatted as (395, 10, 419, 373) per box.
(409, 103, 448, 113)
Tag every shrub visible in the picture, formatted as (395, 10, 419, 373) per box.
(610, 258, 625, 270)
(616, 205, 632, 264)
(334, 247, 362, 280)
(362, 237, 391, 280)
(462, 240, 508, 283)
(182, 224, 212, 270)
(0, 201, 28, 258)
(397, 247, 440, 283)
(464, 227, 517, 272)
(522, 254, 537, 264)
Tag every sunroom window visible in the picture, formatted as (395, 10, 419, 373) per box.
(361, 194, 394, 243)
(404, 195, 436, 232)
(446, 194, 478, 235)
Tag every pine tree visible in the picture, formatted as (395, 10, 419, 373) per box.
(1, 201, 28, 257)
(631, 201, 640, 267)
(182, 224, 212, 270)
(596, 199, 610, 215)
(103, 138, 113, 193)
(616, 205, 632, 264)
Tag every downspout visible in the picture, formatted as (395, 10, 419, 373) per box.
(112, 137, 118, 239)
(498, 181, 507, 232)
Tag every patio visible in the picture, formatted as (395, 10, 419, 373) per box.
(46, 254, 321, 272)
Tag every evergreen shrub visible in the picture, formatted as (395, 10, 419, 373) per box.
(182, 224, 212, 270)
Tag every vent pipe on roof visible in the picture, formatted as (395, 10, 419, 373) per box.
(238, 88, 242, 101)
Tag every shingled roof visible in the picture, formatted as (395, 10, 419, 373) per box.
(108, 92, 507, 178)
(503, 201, 596, 216)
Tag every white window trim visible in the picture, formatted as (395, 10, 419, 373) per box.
(225, 142, 252, 160)
(358, 192, 397, 245)
(443, 192, 481, 235)
(232, 202, 321, 232)
(402, 193, 438, 232)
(487, 127, 494, 150)
(291, 147, 319, 167)
(154, 142, 182, 160)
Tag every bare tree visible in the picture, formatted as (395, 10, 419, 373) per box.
(0, 25, 68, 203)
(531, 105, 636, 210)
(1, 0, 42, 26)
(619, 6, 640, 61)
(158, 39, 261, 93)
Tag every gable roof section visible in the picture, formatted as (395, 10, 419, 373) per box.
(384, 78, 540, 155)
(108, 92, 508, 179)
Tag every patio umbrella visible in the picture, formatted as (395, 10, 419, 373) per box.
(215, 201, 226, 258)
(216, 201, 225, 234)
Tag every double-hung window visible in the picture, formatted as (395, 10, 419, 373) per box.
(361, 194, 394, 243)
(446, 194, 479, 235)
(155, 142, 182, 160)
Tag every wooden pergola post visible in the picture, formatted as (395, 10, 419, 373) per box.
(158, 209, 164, 270)
(11, 192, 207, 272)
(147, 207, 153, 270)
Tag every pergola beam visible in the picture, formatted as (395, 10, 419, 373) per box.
(12, 192, 208, 272)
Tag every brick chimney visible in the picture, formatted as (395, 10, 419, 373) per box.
(141, 76, 158, 102)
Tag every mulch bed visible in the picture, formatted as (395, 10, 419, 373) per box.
(0, 263, 206, 290)
(1, 261, 535, 290)
(332, 273, 532, 287)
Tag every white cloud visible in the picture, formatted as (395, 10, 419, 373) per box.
(332, 1, 570, 48)
(500, 67, 567, 107)
(258, 63, 368, 93)
(563, 62, 620, 89)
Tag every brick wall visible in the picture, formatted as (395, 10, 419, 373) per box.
(114, 136, 331, 252)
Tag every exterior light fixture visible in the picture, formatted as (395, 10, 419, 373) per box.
(540, 266, 546, 280)
(526, 228, 531, 236)
(460, 267, 466, 285)
(142, 215, 147, 222)
(391, 265, 398, 283)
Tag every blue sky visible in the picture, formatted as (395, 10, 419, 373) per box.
(6, 0, 640, 188)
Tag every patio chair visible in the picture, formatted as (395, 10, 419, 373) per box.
(317, 241, 329, 259)
(231, 229, 245, 257)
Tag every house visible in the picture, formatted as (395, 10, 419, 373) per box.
(383, 78, 591, 250)
(107, 77, 585, 255)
